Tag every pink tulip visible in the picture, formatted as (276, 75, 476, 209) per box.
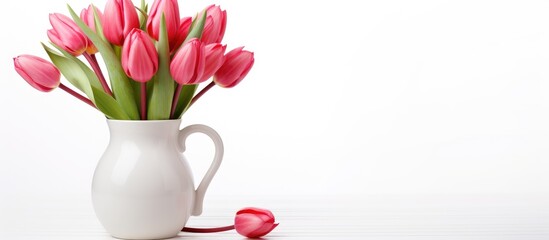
(170, 38, 205, 85)
(214, 47, 254, 88)
(199, 43, 226, 82)
(181, 207, 278, 238)
(201, 5, 227, 44)
(147, 0, 180, 48)
(234, 207, 278, 238)
(13, 55, 60, 92)
(172, 17, 192, 52)
(103, 0, 140, 46)
(121, 29, 159, 82)
(80, 5, 104, 54)
(47, 13, 88, 56)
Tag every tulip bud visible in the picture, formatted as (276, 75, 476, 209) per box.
(201, 5, 227, 44)
(199, 43, 226, 82)
(121, 29, 159, 82)
(235, 207, 278, 238)
(80, 5, 104, 54)
(170, 38, 206, 85)
(147, 0, 180, 48)
(172, 17, 192, 52)
(47, 13, 88, 56)
(103, 0, 140, 46)
(214, 47, 254, 88)
(13, 55, 61, 92)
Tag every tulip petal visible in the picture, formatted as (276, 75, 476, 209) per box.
(247, 222, 278, 238)
(235, 212, 277, 238)
(236, 207, 275, 220)
(13, 55, 61, 92)
(234, 207, 277, 238)
(147, 0, 180, 46)
(122, 29, 158, 82)
(48, 13, 88, 56)
(214, 47, 254, 88)
(103, 0, 139, 45)
(14, 63, 53, 92)
(201, 5, 227, 44)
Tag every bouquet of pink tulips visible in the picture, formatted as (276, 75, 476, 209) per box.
(13, 0, 254, 120)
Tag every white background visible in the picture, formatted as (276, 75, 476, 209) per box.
(1, 0, 549, 199)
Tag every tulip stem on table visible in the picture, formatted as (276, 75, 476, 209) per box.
(83, 53, 113, 96)
(182, 225, 235, 233)
(140, 82, 147, 120)
(189, 81, 215, 108)
(58, 83, 96, 109)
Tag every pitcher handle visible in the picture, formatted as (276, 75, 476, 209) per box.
(178, 124, 224, 216)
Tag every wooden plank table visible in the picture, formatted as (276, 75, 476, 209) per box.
(1, 194, 549, 239)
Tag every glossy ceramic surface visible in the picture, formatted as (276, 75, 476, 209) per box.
(92, 120, 223, 239)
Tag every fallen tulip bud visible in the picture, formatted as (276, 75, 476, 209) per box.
(235, 207, 279, 238)
(182, 207, 278, 238)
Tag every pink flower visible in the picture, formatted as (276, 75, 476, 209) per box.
(13, 55, 61, 92)
(199, 43, 226, 82)
(201, 5, 227, 44)
(235, 207, 278, 238)
(214, 47, 254, 88)
(172, 17, 192, 52)
(80, 4, 103, 32)
(146, 0, 180, 48)
(47, 13, 88, 56)
(121, 29, 159, 82)
(103, 0, 140, 46)
(80, 5, 104, 54)
(170, 38, 205, 85)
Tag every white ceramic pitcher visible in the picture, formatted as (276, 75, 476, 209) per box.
(91, 119, 223, 239)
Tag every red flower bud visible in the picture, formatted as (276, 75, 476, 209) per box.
(103, 0, 140, 45)
(47, 13, 88, 56)
(214, 47, 254, 88)
(121, 29, 159, 82)
(235, 207, 278, 238)
(147, 0, 180, 49)
(199, 43, 226, 82)
(170, 38, 206, 85)
(201, 5, 227, 44)
(13, 55, 61, 92)
(80, 5, 103, 54)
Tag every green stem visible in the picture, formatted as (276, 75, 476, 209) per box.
(141, 82, 147, 120)
(83, 52, 113, 96)
(59, 83, 96, 109)
(170, 84, 183, 119)
(189, 81, 215, 108)
(182, 225, 235, 233)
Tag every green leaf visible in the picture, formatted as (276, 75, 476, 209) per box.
(171, 10, 207, 54)
(92, 5, 107, 42)
(92, 87, 130, 120)
(185, 11, 207, 43)
(42, 43, 96, 103)
(148, 15, 175, 120)
(68, 5, 139, 120)
(138, 0, 148, 30)
(47, 42, 103, 93)
(174, 84, 198, 119)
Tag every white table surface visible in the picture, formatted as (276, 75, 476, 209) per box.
(1, 193, 549, 239)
